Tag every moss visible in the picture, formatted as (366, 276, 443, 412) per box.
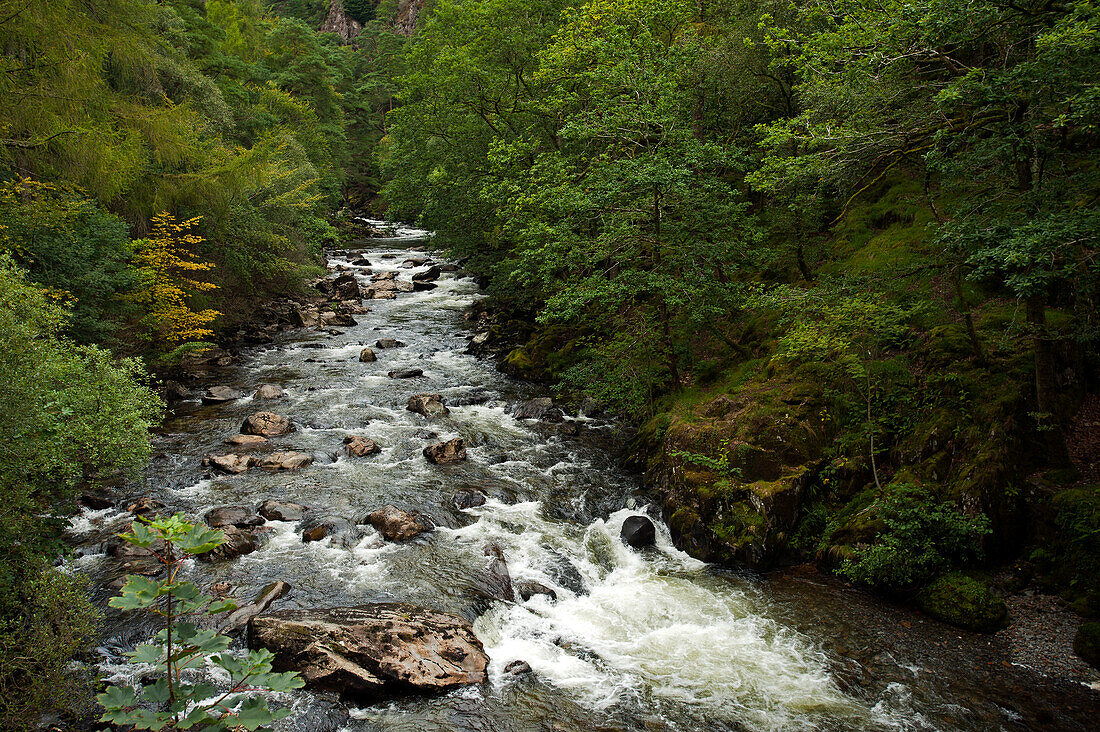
(1073, 623, 1100, 669)
(917, 572, 1007, 632)
(711, 501, 766, 549)
(670, 507, 700, 535)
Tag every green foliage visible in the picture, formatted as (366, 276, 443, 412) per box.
(916, 572, 1007, 633)
(100, 514, 303, 731)
(0, 568, 100, 731)
(838, 484, 991, 589)
(0, 257, 161, 728)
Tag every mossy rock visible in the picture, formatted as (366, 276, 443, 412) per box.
(1073, 623, 1100, 669)
(917, 573, 1007, 632)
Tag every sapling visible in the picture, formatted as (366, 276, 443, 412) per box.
(98, 513, 302, 731)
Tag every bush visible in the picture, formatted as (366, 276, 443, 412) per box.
(838, 483, 991, 589)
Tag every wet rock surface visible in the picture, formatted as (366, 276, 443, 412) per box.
(242, 411, 293, 437)
(367, 505, 433, 542)
(424, 437, 466, 464)
(407, 393, 449, 418)
(249, 604, 489, 696)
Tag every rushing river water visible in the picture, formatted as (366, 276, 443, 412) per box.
(66, 226, 1097, 731)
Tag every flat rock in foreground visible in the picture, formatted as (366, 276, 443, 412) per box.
(249, 604, 488, 697)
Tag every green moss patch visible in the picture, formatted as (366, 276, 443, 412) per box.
(917, 573, 1007, 632)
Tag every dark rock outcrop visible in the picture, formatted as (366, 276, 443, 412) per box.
(254, 384, 285, 400)
(453, 489, 486, 510)
(389, 367, 424, 379)
(223, 581, 292, 633)
(375, 338, 405, 349)
(205, 506, 265, 529)
(198, 526, 258, 562)
(300, 515, 359, 547)
(359, 347, 376, 362)
(248, 603, 488, 696)
(202, 386, 243, 405)
(257, 451, 314, 471)
(513, 397, 563, 422)
(515, 581, 557, 602)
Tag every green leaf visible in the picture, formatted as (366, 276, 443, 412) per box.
(233, 697, 278, 731)
(97, 684, 138, 711)
(109, 574, 164, 611)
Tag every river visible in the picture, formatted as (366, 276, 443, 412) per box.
(66, 225, 1097, 731)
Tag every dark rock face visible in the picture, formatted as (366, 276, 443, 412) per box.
(407, 393, 449, 418)
(205, 506, 265, 529)
(257, 451, 314, 471)
(199, 526, 258, 562)
(165, 381, 192, 402)
(358, 347, 376, 362)
(368, 505, 433, 542)
(389, 367, 424, 379)
(254, 384, 285, 400)
(453, 489, 486, 510)
(248, 603, 489, 697)
(513, 397, 563, 422)
(344, 436, 381, 457)
(375, 338, 405, 349)
(242, 412, 294, 437)
(620, 515, 657, 549)
(258, 500, 308, 522)
(202, 386, 244, 405)
(424, 438, 466, 464)
(515, 581, 557, 602)
(504, 660, 532, 676)
(483, 544, 515, 602)
(412, 281, 437, 292)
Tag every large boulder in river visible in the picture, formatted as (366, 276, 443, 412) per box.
(300, 515, 359, 547)
(205, 506, 265, 529)
(389, 367, 424, 379)
(368, 505, 433, 542)
(258, 500, 308, 522)
(249, 604, 488, 696)
(375, 338, 405, 349)
(242, 412, 294, 437)
(407, 393, 449, 418)
(253, 384, 285, 400)
(344, 436, 381, 457)
(514, 397, 564, 422)
(412, 266, 441, 283)
(453, 489, 486, 510)
(358, 347, 376, 362)
(620, 515, 657, 549)
(205, 454, 256, 474)
(198, 526, 259, 562)
(202, 386, 243, 405)
(424, 438, 466, 464)
(331, 273, 361, 301)
(257, 451, 313, 471)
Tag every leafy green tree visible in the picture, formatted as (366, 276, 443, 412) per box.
(100, 514, 303, 731)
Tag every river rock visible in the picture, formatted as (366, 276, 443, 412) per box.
(402, 257, 429, 267)
(453, 489, 486, 510)
(206, 454, 256, 474)
(224, 433, 268, 447)
(254, 384, 286, 400)
(620, 516, 657, 549)
(165, 381, 192, 402)
(127, 496, 164, 518)
(223, 580, 292, 633)
(323, 312, 358, 328)
(412, 266, 441, 283)
(368, 288, 397, 300)
(202, 386, 244, 405)
(242, 412, 294, 437)
(375, 338, 405, 349)
(199, 525, 259, 562)
(257, 451, 313, 471)
(358, 347, 376, 362)
(389, 367, 424, 379)
(292, 305, 321, 328)
(483, 544, 515, 602)
(258, 500, 308, 522)
(424, 438, 466, 464)
(331, 273, 361, 300)
(515, 581, 557, 602)
(248, 603, 489, 696)
(514, 397, 564, 422)
(412, 280, 437, 292)
(205, 506, 265, 529)
(368, 505, 433, 542)
(504, 660, 532, 676)
(407, 393, 449, 418)
(371, 271, 397, 281)
(344, 436, 381, 457)
(300, 516, 359, 547)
